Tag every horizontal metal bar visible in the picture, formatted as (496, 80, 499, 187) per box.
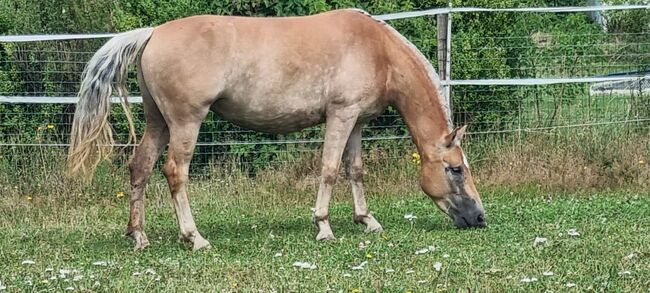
(2, 76, 646, 104)
(0, 5, 647, 42)
(443, 76, 648, 86)
(0, 96, 143, 104)
(0, 33, 117, 42)
(376, 4, 650, 20)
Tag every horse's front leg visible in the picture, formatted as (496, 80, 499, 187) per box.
(163, 121, 211, 251)
(343, 124, 383, 233)
(313, 110, 359, 241)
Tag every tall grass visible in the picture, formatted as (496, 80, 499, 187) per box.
(1, 123, 648, 202)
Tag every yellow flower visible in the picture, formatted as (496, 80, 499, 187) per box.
(366, 252, 374, 259)
(116, 191, 125, 198)
(351, 289, 361, 293)
(639, 160, 645, 165)
(411, 152, 421, 165)
(46, 124, 54, 129)
(231, 282, 238, 289)
(27, 196, 33, 201)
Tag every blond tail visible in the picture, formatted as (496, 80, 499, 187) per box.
(68, 27, 154, 178)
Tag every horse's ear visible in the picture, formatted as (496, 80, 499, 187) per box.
(443, 125, 468, 148)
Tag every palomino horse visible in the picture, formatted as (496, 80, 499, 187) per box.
(68, 9, 486, 251)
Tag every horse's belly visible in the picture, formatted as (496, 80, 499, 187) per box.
(211, 97, 326, 134)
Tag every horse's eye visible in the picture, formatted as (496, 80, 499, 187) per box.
(446, 166, 463, 174)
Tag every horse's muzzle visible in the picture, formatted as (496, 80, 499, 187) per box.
(452, 208, 487, 228)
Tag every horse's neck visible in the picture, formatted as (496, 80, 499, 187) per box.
(392, 84, 449, 159)
(388, 48, 451, 159)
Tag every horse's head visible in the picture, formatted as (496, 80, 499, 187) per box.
(419, 125, 486, 228)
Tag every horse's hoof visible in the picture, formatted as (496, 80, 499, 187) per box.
(316, 231, 336, 241)
(129, 231, 150, 251)
(133, 241, 150, 251)
(364, 224, 384, 233)
(356, 215, 383, 233)
(192, 236, 211, 251)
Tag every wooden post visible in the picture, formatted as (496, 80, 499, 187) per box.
(437, 13, 452, 120)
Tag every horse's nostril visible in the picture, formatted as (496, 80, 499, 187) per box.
(477, 214, 485, 224)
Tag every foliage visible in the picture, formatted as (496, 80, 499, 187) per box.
(0, 0, 648, 169)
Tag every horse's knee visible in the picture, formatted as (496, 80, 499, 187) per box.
(163, 160, 186, 194)
(321, 166, 338, 185)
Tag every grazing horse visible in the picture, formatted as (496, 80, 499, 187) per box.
(68, 9, 486, 251)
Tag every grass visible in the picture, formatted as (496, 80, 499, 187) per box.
(1, 174, 649, 292)
(1, 123, 649, 292)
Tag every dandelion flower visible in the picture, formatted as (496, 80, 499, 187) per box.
(351, 288, 361, 293)
(116, 192, 125, 199)
(639, 160, 645, 165)
(365, 252, 373, 259)
(47, 124, 55, 129)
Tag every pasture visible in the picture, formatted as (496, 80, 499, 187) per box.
(1, 164, 648, 292)
(1, 2, 649, 292)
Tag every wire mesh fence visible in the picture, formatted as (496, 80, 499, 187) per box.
(1, 6, 649, 174)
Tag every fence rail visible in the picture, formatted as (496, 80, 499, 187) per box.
(1, 5, 649, 170)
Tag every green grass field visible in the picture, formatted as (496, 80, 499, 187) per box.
(1, 177, 648, 292)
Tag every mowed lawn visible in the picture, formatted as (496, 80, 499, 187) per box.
(0, 181, 649, 292)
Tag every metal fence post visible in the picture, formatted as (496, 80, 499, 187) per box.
(437, 11, 452, 121)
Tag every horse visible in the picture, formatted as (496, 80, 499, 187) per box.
(67, 8, 486, 251)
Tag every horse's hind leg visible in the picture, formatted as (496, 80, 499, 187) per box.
(343, 124, 383, 233)
(126, 90, 169, 250)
